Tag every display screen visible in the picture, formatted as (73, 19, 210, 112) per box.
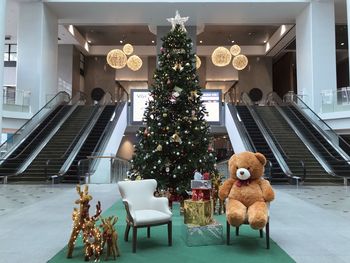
(131, 89, 222, 124)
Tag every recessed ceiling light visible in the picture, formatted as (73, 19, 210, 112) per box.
(87, 40, 91, 44)
(152, 40, 155, 43)
(341, 42, 345, 46)
(231, 40, 235, 43)
(263, 40, 267, 43)
(120, 40, 123, 44)
(199, 40, 203, 44)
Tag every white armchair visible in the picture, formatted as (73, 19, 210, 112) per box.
(118, 179, 173, 253)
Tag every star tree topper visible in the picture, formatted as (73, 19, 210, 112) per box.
(167, 10, 189, 32)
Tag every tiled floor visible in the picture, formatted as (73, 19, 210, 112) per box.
(1, 184, 350, 263)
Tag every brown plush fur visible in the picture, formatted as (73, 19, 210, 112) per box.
(219, 152, 275, 230)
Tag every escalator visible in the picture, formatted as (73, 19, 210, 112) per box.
(235, 105, 286, 181)
(11, 105, 97, 182)
(282, 105, 350, 178)
(62, 105, 117, 183)
(256, 106, 336, 182)
(0, 105, 72, 177)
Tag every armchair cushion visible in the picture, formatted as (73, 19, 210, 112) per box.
(134, 210, 172, 226)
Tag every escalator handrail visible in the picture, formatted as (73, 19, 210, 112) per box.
(81, 102, 126, 177)
(252, 104, 307, 181)
(283, 92, 350, 161)
(0, 92, 88, 163)
(44, 93, 113, 177)
(55, 93, 114, 177)
(0, 91, 71, 158)
(227, 104, 256, 152)
(44, 105, 101, 177)
(241, 92, 299, 180)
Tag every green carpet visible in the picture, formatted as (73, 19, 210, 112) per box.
(48, 201, 295, 263)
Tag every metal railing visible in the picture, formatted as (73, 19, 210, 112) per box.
(0, 91, 71, 159)
(78, 155, 130, 183)
(3, 86, 31, 112)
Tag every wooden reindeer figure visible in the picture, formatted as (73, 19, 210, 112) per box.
(100, 216, 120, 260)
(82, 202, 103, 261)
(67, 185, 93, 258)
(212, 173, 225, 215)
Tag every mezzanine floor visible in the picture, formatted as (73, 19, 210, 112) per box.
(0, 184, 350, 263)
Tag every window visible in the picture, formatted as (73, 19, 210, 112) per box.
(4, 44, 17, 67)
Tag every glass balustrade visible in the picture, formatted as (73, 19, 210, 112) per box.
(321, 87, 350, 113)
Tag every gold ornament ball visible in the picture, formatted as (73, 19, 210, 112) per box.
(106, 49, 127, 69)
(211, 47, 232, 67)
(123, 43, 134, 55)
(195, 55, 201, 69)
(232, 54, 249, 70)
(127, 55, 143, 71)
(230, 44, 241, 56)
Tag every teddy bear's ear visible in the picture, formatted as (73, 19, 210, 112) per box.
(255, 152, 266, 166)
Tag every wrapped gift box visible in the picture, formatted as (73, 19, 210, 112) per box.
(192, 189, 211, 201)
(182, 220, 224, 246)
(191, 180, 212, 189)
(184, 199, 213, 226)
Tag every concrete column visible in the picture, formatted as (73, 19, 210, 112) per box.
(296, 0, 337, 113)
(17, 2, 58, 113)
(347, 0, 350, 81)
(0, 0, 7, 134)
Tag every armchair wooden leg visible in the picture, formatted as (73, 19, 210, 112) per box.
(236, 226, 239, 236)
(124, 224, 131, 242)
(132, 227, 137, 253)
(259, 229, 263, 238)
(168, 221, 172, 246)
(266, 222, 270, 249)
(147, 227, 151, 238)
(226, 221, 230, 245)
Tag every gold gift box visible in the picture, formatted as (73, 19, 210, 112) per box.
(184, 199, 214, 226)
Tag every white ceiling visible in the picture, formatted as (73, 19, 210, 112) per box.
(5, 0, 349, 46)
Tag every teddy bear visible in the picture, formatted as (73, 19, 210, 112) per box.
(219, 151, 275, 230)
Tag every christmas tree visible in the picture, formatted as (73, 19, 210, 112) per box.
(130, 12, 216, 194)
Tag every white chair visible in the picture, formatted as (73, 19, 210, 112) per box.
(117, 179, 172, 253)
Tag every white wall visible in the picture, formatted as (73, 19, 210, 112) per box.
(57, 45, 73, 95)
(3, 67, 16, 86)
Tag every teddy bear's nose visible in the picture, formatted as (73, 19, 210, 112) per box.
(240, 171, 244, 175)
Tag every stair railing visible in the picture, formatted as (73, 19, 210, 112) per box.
(0, 91, 70, 160)
(224, 81, 239, 104)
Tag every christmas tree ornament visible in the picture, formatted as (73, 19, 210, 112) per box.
(166, 167, 170, 173)
(166, 11, 189, 31)
(171, 133, 182, 144)
(156, 144, 163, 151)
(173, 174, 177, 178)
(163, 113, 168, 117)
(158, 160, 162, 164)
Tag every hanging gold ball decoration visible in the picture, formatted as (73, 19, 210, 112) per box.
(195, 55, 201, 69)
(232, 54, 249, 70)
(127, 55, 143, 71)
(211, 47, 232, 67)
(106, 49, 127, 69)
(123, 43, 134, 55)
(230, 44, 241, 56)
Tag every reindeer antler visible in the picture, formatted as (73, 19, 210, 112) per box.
(92, 201, 102, 221)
